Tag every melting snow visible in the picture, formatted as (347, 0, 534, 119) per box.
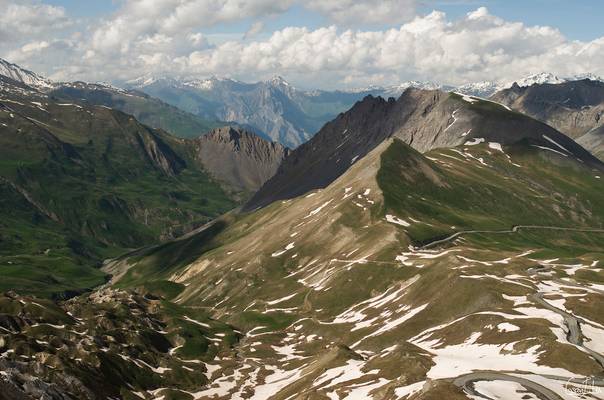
(385, 214, 410, 227)
(394, 381, 425, 398)
(542, 135, 570, 154)
(305, 200, 333, 218)
(266, 293, 298, 305)
(465, 138, 485, 146)
(412, 331, 577, 380)
(455, 93, 479, 104)
(271, 242, 295, 257)
(497, 322, 520, 332)
(183, 316, 211, 328)
(488, 142, 504, 152)
(532, 145, 568, 157)
(469, 380, 540, 400)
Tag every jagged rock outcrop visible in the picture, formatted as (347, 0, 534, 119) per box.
(491, 79, 604, 160)
(193, 126, 289, 192)
(0, 290, 240, 400)
(491, 79, 604, 139)
(577, 125, 604, 161)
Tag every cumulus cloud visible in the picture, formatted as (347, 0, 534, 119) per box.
(2, 2, 604, 88)
(172, 7, 604, 87)
(244, 21, 265, 40)
(306, 0, 417, 25)
(89, 0, 293, 56)
(0, 0, 70, 41)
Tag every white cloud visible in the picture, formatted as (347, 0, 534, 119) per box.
(2, 3, 604, 89)
(172, 8, 604, 87)
(0, 0, 70, 41)
(88, 0, 294, 56)
(244, 21, 265, 40)
(305, 0, 417, 25)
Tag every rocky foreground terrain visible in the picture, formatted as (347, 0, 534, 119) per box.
(0, 289, 241, 400)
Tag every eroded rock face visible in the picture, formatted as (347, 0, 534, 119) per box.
(491, 79, 604, 136)
(577, 125, 604, 160)
(0, 290, 241, 400)
(491, 79, 604, 161)
(193, 126, 290, 193)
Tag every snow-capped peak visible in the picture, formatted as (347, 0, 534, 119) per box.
(183, 78, 217, 90)
(0, 58, 53, 89)
(343, 81, 446, 97)
(125, 74, 168, 88)
(268, 75, 290, 87)
(511, 72, 565, 87)
(182, 76, 241, 90)
(455, 81, 505, 98)
(567, 72, 604, 82)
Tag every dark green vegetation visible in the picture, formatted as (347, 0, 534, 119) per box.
(378, 139, 604, 245)
(51, 82, 222, 138)
(0, 78, 237, 298)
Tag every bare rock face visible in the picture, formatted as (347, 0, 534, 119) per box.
(491, 79, 604, 139)
(193, 126, 289, 193)
(577, 125, 604, 161)
(245, 88, 603, 211)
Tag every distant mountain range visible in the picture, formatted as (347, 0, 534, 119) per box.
(3, 57, 603, 148)
(126, 75, 367, 148)
(128, 72, 604, 148)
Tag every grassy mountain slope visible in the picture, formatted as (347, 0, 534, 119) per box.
(0, 76, 237, 298)
(50, 82, 222, 138)
(99, 137, 604, 399)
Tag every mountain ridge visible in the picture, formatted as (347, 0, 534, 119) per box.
(245, 88, 604, 211)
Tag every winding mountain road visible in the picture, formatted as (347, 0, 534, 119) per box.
(453, 372, 565, 400)
(441, 225, 604, 399)
(419, 225, 604, 250)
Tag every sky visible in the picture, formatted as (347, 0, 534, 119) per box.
(1, 0, 603, 89)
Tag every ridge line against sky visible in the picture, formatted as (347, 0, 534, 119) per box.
(1, 0, 603, 90)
